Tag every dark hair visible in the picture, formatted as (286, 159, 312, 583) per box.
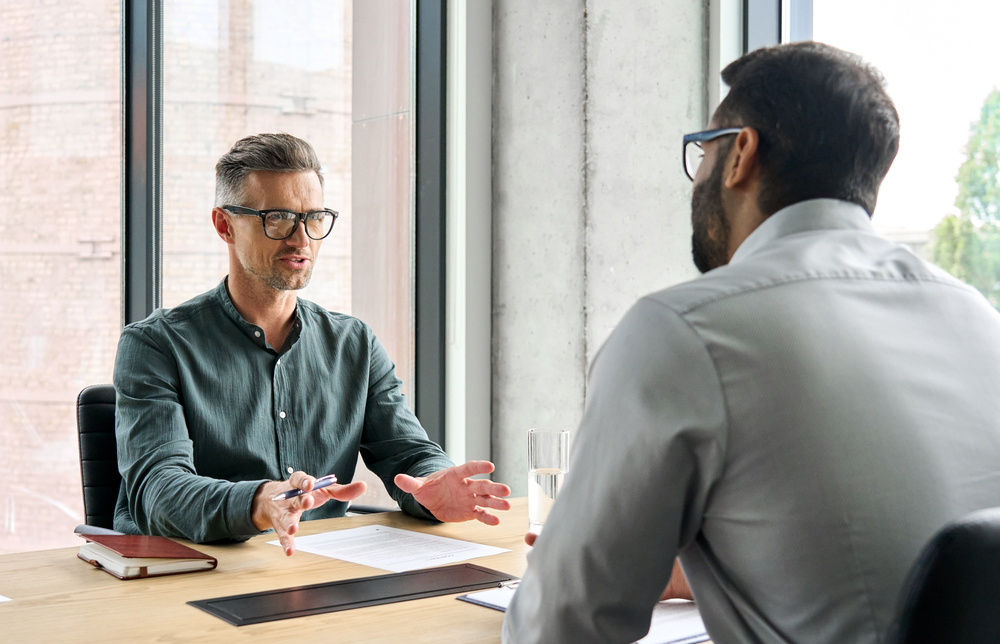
(215, 133, 323, 206)
(715, 42, 899, 216)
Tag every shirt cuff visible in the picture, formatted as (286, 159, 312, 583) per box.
(400, 495, 440, 522)
(228, 479, 270, 538)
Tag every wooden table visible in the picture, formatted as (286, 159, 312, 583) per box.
(0, 498, 532, 643)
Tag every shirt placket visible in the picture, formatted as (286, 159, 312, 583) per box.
(272, 350, 296, 479)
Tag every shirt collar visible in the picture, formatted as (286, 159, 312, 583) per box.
(729, 198, 875, 265)
(213, 278, 303, 354)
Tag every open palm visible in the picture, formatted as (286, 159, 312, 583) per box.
(395, 460, 511, 525)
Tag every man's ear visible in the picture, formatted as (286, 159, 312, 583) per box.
(212, 207, 236, 245)
(722, 127, 760, 190)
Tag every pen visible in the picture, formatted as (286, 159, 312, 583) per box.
(271, 474, 338, 501)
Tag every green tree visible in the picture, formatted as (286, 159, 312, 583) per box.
(932, 89, 1000, 309)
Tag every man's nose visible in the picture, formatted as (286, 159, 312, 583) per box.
(285, 216, 311, 248)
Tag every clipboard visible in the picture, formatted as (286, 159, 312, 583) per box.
(188, 563, 517, 626)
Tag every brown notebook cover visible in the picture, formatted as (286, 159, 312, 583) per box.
(77, 534, 218, 580)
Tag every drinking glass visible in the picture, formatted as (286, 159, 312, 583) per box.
(527, 428, 569, 534)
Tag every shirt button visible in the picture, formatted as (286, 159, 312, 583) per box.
(279, 411, 286, 419)
(287, 467, 294, 474)
(254, 331, 261, 338)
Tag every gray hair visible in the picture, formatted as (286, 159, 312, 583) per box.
(214, 133, 324, 207)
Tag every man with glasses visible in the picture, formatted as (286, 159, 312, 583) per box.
(114, 133, 510, 553)
(505, 43, 1000, 644)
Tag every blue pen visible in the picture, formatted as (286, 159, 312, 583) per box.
(271, 474, 338, 501)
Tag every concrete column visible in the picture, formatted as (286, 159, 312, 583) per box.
(584, 0, 705, 362)
(491, 0, 706, 494)
(492, 2, 588, 494)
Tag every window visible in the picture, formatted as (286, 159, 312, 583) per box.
(0, 0, 122, 553)
(161, 0, 353, 316)
(814, 0, 1000, 307)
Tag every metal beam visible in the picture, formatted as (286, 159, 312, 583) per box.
(744, 0, 780, 52)
(122, 0, 163, 326)
(789, 0, 813, 42)
(415, 0, 448, 447)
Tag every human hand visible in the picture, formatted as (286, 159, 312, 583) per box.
(252, 471, 367, 556)
(394, 460, 512, 525)
(524, 531, 538, 546)
(659, 559, 694, 601)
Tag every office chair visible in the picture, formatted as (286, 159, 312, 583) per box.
(76, 384, 120, 530)
(887, 507, 1000, 644)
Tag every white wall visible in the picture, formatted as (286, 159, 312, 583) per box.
(491, 0, 707, 494)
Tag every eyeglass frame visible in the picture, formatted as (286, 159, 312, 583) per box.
(221, 204, 339, 241)
(682, 127, 744, 181)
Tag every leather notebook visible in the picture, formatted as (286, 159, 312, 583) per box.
(77, 534, 218, 580)
(188, 563, 517, 626)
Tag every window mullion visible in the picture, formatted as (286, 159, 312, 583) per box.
(122, 0, 164, 327)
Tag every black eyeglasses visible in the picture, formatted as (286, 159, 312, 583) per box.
(223, 205, 339, 240)
(682, 128, 743, 181)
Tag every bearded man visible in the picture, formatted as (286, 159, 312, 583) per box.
(504, 42, 1000, 644)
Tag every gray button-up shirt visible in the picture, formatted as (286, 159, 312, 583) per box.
(113, 280, 452, 542)
(504, 199, 1000, 644)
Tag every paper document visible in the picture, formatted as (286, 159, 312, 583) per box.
(638, 600, 709, 644)
(269, 525, 509, 572)
(458, 588, 708, 644)
(457, 583, 518, 610)
(0, 594, 11, 603)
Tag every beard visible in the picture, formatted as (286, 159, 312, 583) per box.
(238, 250, 315, 291)
(261, 265, 314, 291)
(690, 155, 731, 274)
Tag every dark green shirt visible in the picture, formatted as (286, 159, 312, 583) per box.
(113, 280, 453, 542)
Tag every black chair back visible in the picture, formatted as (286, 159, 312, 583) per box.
(76, 385, 120, 529)
(889, 507, 1000, 644)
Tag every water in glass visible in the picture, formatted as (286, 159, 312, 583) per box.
(528, 467, 566, 534)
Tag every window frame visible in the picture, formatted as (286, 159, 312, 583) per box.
(709, 0, 812, 113)
(121, 0, 163, 327)
(744, 0, 813, 53)
(414, 0, 448, 447)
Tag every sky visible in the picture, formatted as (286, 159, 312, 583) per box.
(813, 0, 1000, 233)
